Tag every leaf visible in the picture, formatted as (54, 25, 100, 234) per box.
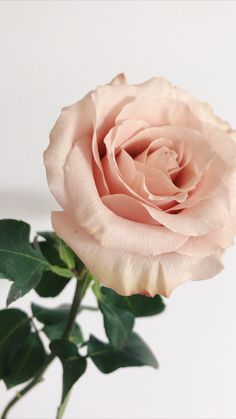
(32, 303, 71, 325)
(56, 390, 71, 419)
(35, 240, 71, 298)
(37, 231, 59, 243)
(99, 300, 134, 349)
(0, 308, 31, 378)
(37, 239, 63, 266)
(4, 333, 47, 388)
(0, 220, 50, 304)
(101, 287, 165, 317)
(50, 340, 87, 403)
(88, 332, 158, 374)
(43, 322, 83, 344)
(35, 270, 70, 298)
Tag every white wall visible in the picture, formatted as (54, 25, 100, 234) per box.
(1, 1, 236, 418)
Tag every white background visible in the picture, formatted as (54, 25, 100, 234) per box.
(1, 1, 236, 418)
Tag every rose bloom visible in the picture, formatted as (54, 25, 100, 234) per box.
(44, 74, 236, 297)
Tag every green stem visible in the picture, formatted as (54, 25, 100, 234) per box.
(79, 305, 98, 312)
(1, 353, 54, 419)
(1, 268, 88, 419)
(62, 268, 88, 339)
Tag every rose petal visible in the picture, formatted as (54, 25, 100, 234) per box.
(44, 95, 94, 207)
(109, 73, 127, 86)
(137, 77, 233, 133)
(171, 155, 227, 211)
(52, 211, 223, 297)
(64, 138, 188, 255)
(116, 97, 202, 131)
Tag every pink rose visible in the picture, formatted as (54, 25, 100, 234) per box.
(44, 74, 236, 297)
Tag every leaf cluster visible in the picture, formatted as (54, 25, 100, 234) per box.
(0, 219, 165, 418)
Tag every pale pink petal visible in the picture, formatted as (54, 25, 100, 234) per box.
(116, 97, 202, 131)
(209, 215, 236, 249)
(102, 150, 138, 196)
(103, 129, 178, 205)
(93, 119, 149, 196)
(171, 155, 227, 211)
(134, 138, 174, 164)
(102, 193, 159, 225)
(64, 138, 187, 255)
(135, 161, 187, 200)
(109, 73, 127, 86)
(142, 189, 230, 235)
(105, 119, 150, 150)
(146, 147, 178, 172)
(44, 95, 94, 207)
(52, 211, 223, 297)
(91, 86, 138, 199)
(116, 149, 137, 187)
(174, 162, 201, 192)
(177, 235, 221, 257)
(202, 122, 236, 163)
(136, 77, 233, 134)
(123, 125, 212, 168)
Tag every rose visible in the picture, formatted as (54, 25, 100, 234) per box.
(44, 74, 236, 297)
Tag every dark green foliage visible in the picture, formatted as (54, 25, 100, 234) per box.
(43, 322, 83, 344)
(88, 333, 158, 373)
(0, 220, 50, 304)
(99, 298, 134, 349)
(50, 340, 87, 402)
(101, 287, 165, 317)
(0, 309, 31, 378)
(4, 333, 47, 388)
(35, 237, 71, 298)
(0, 219, 165, 419)
(32, 303, 71, 325)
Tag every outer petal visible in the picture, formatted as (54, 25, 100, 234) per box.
(109, 73, 127, 86)
(136, 77, 235, 135)
(52, 211, 224, 297)
(44, 94, 94, 207)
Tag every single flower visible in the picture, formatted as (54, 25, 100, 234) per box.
(44, 74, 236, 297)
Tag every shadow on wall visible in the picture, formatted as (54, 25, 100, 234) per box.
(0, 189, 60, 220)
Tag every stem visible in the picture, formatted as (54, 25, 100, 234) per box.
(1, 353, 54, 419)
(1, 268, 88, 419)
(62, 269, 88, 339)
(79, 305, 98, 312)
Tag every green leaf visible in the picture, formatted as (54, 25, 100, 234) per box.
(4, 333, 47, 388)
(0, 220, 50, 304)
(37, 231, 59, 243)
(35, 240, 71, 298)
(99, 299, 134, 349)
(0, 308, 31, 378)
(35, 270, 70, 298)
(50, 340, 87, 403)
(37, 239, 62, 265)
(56, 390, 71, 419)
(101, 287, 165, 317)
(43, 322, 83, 344)
(32, 303, 70, 325)
(88, 332, 158, 374)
